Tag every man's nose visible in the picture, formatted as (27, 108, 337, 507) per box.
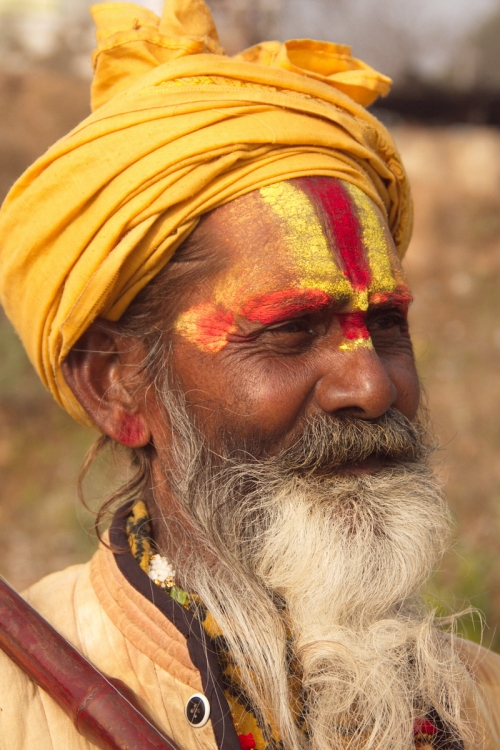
(313, 347, 397, 419)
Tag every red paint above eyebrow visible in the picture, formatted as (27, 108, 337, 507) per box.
(295, 176, 371, 291)
(370, 289, 413, 309)
(240, 288, 331, 325)
(339, 312, 370, 340)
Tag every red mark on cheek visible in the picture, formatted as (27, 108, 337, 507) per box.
(339, 312, 370, 340)
(195, 310, 235, 344)
(118, 415, 145, 446)
(241, 288, 331, 324)
(176, 303, 237, 353)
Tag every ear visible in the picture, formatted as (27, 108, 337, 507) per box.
(61, 319, 152, 447)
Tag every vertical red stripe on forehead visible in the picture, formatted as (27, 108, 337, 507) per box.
(339, 312, 370, 340)
(295, 177, 371, 291)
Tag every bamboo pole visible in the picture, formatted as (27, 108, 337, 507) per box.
(0, 576, 182, 750)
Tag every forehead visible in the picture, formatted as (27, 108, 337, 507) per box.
(175, 178, 410, 354)
(198, 176, 402, 294)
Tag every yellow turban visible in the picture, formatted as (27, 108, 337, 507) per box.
(0, 0, 412, 426)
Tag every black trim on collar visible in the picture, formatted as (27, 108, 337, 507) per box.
(110, 503, 241, 750)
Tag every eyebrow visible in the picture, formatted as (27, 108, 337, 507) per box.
(369, 289, 413, 308)
(240, 288, 333, 325)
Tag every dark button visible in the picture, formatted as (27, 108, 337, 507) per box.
(185, 693, 210, 728)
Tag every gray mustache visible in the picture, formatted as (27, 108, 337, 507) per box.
(273, 408, 429, 476)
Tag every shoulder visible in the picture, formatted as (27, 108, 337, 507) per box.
(458, 639, 500, 747)
(459, 638, 500, 691)
(3, 551, 221, 750)
(0, 565, 95, 749)
(22, 560, 95, 650)
(23, 560, 90, 600)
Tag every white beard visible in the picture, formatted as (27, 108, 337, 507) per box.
(248, 467, 462, 750)
(152, 395, 477, 750)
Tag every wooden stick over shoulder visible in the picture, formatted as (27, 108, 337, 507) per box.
(0, 575, 181, 750)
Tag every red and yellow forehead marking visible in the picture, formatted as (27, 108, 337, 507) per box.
(175, 177, 411, 353)
(257, 181, 352, 301)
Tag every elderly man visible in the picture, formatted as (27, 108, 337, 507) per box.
(0, 1, 499, 748)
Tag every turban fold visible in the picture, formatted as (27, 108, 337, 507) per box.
(0, 0, 412, 426)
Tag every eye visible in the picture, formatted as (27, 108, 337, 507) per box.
(368, 308, 409, 334)
(267, 320, 315, 335)
(255, 317, 320, 352)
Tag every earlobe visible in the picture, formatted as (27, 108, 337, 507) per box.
(117, 413, 150, 447)
(61, 320, 152, 447)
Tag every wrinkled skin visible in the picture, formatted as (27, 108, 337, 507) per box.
(62, 177, 420, 546)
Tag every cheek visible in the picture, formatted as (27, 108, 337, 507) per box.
(228, 358, 315, 442)
(173, 338, 313, 446)
(386, 352, 421, 419)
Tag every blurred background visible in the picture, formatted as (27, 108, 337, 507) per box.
(1, 0, 500, 648)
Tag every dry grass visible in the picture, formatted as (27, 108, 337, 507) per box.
(0, 69, 499, 648)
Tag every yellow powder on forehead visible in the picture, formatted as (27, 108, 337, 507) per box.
(344, 182, 396, 294)
(259, 182, 351, 300)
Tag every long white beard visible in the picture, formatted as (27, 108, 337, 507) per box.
(152, 394, 477, 749)
(250, 468, 462, 749)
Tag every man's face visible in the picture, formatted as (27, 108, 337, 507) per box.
(162, 176, 419, 460)
(93, 178, 466, 750)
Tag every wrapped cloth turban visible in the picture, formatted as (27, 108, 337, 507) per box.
(0, 0, 413, 426)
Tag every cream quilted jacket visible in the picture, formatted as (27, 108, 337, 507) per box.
(0, 516, 500, 749)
